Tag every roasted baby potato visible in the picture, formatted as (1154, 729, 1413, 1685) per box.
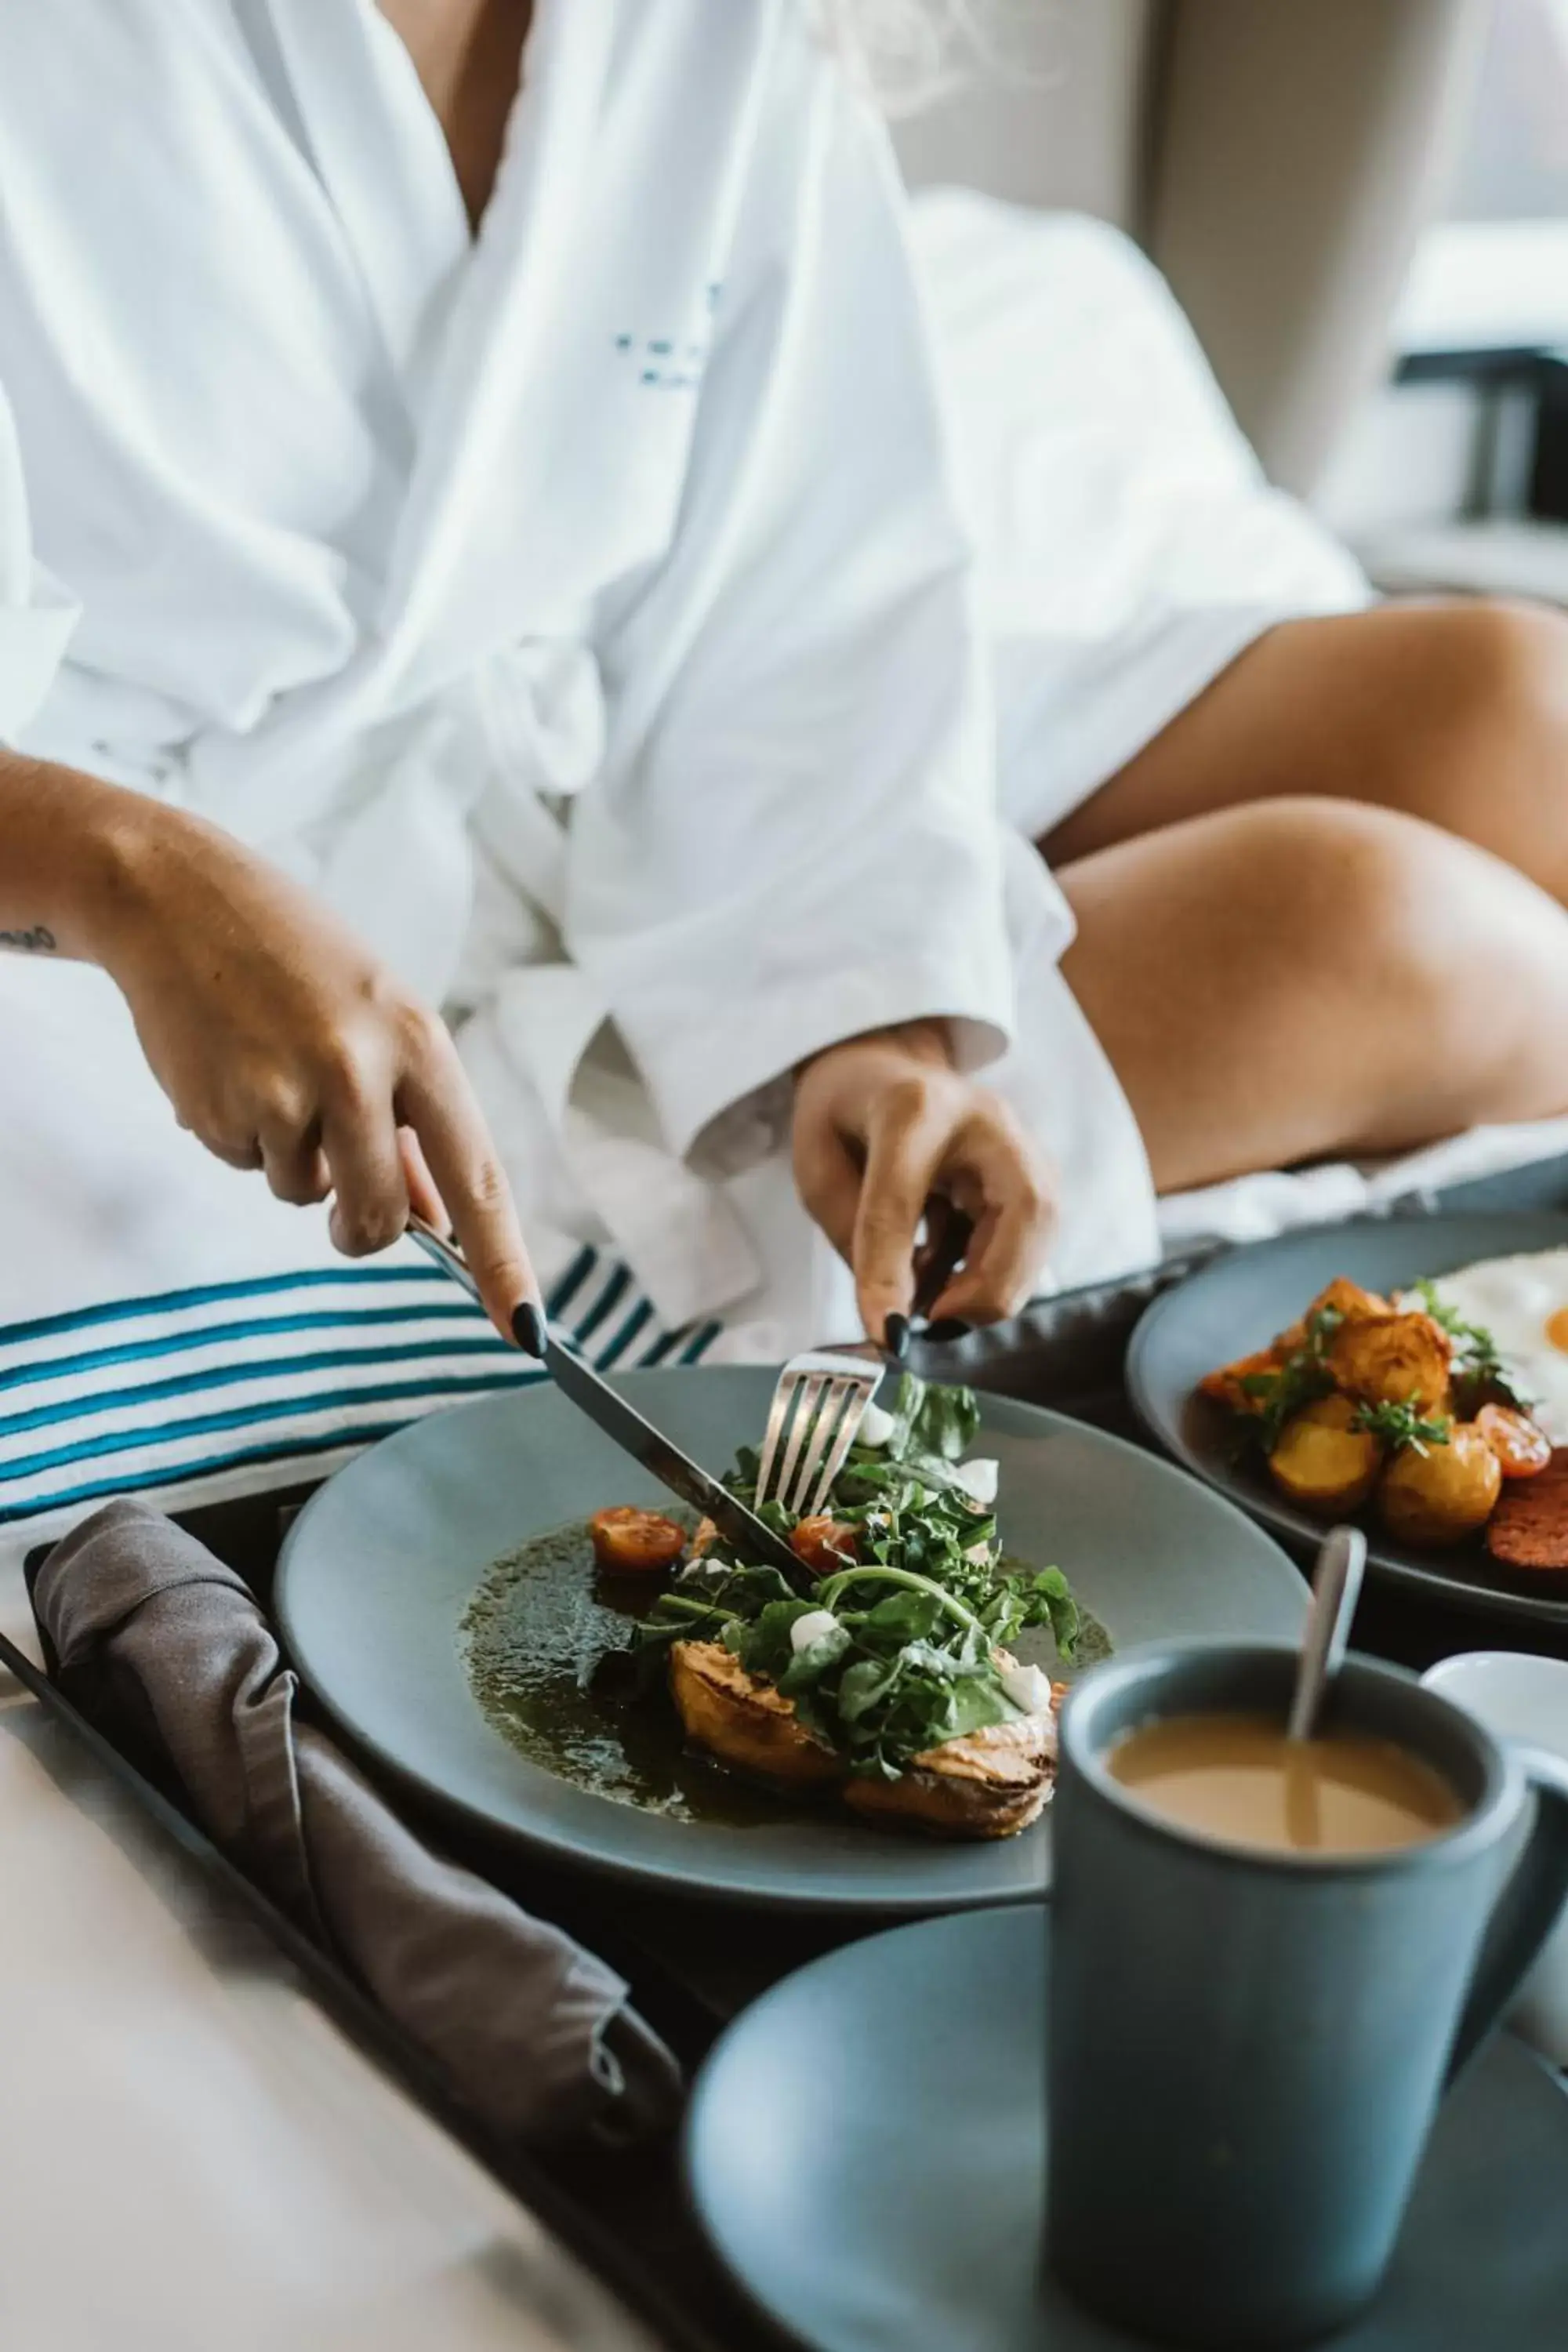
(669, 1639, 844, 1788)
(1267, 1395, 1382, 1515)
(1203, 1280, 1395, 1414)
(1312, 1276, 1390, 1323)
(1291, 1277, 1392, 1343)
(1326, 1310, 1452, 1416)
(1269, 1278, 1392, 1359)
(1199, 1347, 1287, 1414)
(1377, 1425, 1501, 1548)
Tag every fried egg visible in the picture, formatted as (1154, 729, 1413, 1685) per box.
(1418, 1249, 1568, 1444)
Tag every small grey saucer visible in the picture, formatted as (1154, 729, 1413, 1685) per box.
(687, 1906, 1568, 2350)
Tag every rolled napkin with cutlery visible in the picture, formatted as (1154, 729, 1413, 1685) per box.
(32, 1499, 683, 2150)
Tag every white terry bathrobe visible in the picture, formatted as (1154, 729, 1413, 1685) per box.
(0, 0, 1375, 1441)
(0, 0, 1170, 1364)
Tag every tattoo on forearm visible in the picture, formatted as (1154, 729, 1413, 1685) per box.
(0, 924, 56, 953)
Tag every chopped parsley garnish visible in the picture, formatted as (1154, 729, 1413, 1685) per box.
(1304, 1303, 1345, 1354)
(1240, 1354, 1335, 1449)
(1351, 1399, 1453, 1455)
(1236, 1300, 1351, 1447)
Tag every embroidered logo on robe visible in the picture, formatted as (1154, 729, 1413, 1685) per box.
(612, 281, 722, 390)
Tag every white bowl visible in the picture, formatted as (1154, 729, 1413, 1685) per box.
(1421, 1651, 1568, 2067)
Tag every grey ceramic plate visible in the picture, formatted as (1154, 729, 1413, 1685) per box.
(687, 1906, 1568, 2351)
(275, 1369, 1303, 1911)
(1129, 1212, 1568, 1631)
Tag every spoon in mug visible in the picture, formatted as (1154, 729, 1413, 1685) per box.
(1287, 1524, 1368, 1744)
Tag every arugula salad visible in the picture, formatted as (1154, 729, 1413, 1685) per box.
(593, 1376, 1083, 1835)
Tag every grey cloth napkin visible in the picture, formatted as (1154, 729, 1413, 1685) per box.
(34, 1499, 682, 2150)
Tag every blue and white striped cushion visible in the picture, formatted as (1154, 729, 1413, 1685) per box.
(0, 1244, 720, 1527)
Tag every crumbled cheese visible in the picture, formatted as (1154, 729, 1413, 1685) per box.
(953, 1457, 999, 1508)
(790, 1608, 840, 1655)
(857, 1400, 896, 1449)
(999, 1660, 1052, 1716)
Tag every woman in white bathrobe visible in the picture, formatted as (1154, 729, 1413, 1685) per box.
(4, 0, 1568, 1363)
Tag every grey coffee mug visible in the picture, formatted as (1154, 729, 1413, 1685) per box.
(1045, 1640, 1568, 2350)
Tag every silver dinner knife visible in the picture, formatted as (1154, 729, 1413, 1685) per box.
(405, 1216, 806, 1583)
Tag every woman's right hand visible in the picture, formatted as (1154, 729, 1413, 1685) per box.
(84, 794, 537, 1339)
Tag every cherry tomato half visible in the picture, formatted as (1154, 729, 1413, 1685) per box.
(589, 1506, 688, 1573)
(789, 1516, 859, 1576)
(1475, 1404, 1552, 1479)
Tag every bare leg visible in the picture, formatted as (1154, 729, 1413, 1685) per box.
(1056, 796, 1568, 1195)
(1046, 601, 1568, 904)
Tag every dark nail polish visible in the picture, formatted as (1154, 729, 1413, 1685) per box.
(884, 1312, 911, 1362)
(922, 1317, 972, 1345)
(512, 1301, 548, 1358)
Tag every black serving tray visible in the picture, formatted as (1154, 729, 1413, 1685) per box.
(16, 1148, 1568, 2348)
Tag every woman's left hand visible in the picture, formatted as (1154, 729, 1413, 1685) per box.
(792, 1020, 1056, 1343)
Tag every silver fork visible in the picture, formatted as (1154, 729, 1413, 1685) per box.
(753, 1200, 978, 1519)
(753, 1347, 887, 1519)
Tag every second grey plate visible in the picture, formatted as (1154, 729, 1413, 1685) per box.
(1128, 1211, 1568, 1629)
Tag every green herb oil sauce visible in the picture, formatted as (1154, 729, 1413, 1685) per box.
(463, 1523, 1112, 1826)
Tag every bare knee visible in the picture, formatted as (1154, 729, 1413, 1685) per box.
(1392, 600, 1568, 782)
(1060, 792, 1568, 1189)
(1218, 791, 1515, 983)
(1064, 796, 1454, 1052)
(1200, 794, 1568, 1133)
(1200, 797, 1450, 965)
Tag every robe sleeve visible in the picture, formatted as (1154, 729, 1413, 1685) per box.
(568, 24, 1033, 1167)
(0, 379, 79, 746)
